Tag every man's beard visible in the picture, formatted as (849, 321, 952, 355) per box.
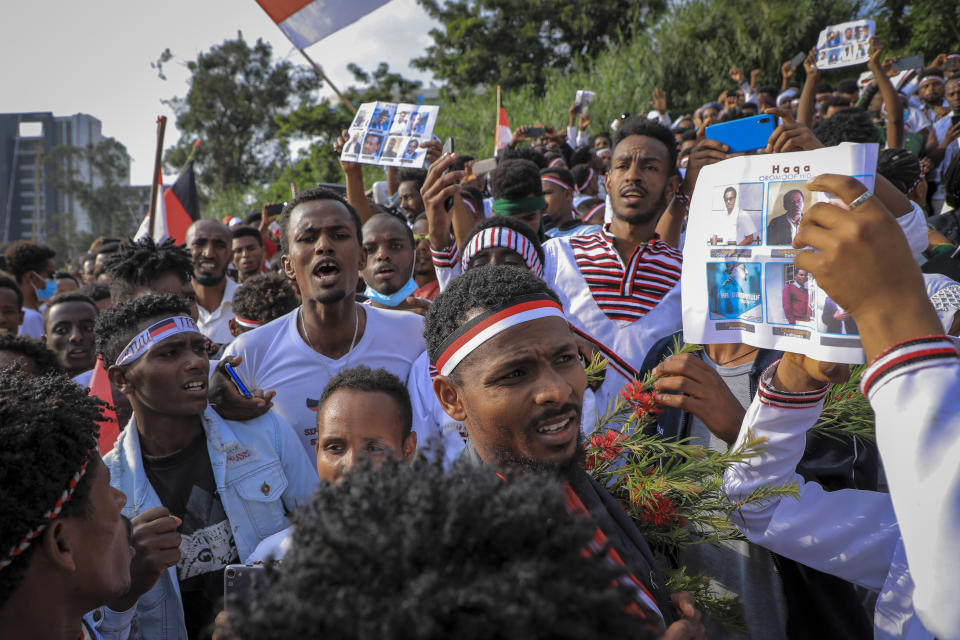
(494, 403, 585, 481)
(193, 271, 224, 286)
(612, 187, 669, 226)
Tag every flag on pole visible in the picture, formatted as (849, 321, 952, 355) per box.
(255, 0, 392, 49)
(88, 355, 120, 454)
(495, 88, 512, 153)
(135, 160, 200, 246)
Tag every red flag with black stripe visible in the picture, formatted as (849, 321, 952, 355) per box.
(88, 355, 120, 454)
(163, 159, 200, 245)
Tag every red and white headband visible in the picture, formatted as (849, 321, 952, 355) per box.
(919, 76, 945, 86)
(460, 226, 544, 278)
(0, 451, 93, 571)
(462, 197, 477, 216)
(115, 315, 200, 366)
(582, 202, 605, 221)
(433, 294, 565, 376)
(548, 157, 565, 168)
(541, 175, 572, 191)
(234, 316, 262, 329)
(577, 168, 595, 192)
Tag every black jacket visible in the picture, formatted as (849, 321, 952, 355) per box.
(638, 333, 876, 639)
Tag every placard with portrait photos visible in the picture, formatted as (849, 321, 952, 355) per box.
(815, 19, 875, 70)
(681, 143, 878, 364)
(341, 101, 439, 168)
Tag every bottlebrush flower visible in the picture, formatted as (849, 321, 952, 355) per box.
(588, 429, 624, 462)
(620, 380, 662, 419)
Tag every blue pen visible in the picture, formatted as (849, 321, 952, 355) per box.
(224, 363, 252, 399)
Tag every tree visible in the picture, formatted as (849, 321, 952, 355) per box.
(873, 0, 960, 60)
(44, 138, 144, 255)
(412, 0, 666, 94)
(161, 33, 321, 198)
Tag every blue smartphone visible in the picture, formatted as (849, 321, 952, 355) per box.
(705, 115, 777, 153)
(223, 362, 252, 399)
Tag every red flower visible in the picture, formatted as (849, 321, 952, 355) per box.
(588, 429, 624, 462)
(632, 490, 678, 528)
(620, 380, 662, 419)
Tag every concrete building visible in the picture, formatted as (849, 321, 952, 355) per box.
(0, 112, 136, 243)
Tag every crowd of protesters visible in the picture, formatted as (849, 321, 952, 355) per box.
(2, 37, 960, 640)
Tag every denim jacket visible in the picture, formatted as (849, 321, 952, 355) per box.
(91, 407, 319, 640)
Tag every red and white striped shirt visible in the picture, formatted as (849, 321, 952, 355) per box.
(568, 229, 682, 323)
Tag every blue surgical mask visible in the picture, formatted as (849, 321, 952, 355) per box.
(364, 278, 419, 308)
(33, 272, 57, 302)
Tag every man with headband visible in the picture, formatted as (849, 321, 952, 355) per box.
(542, 167, 601, 239)
(0, 370, 134, 640)
(360, 212, 428, 314)
(95, 294, 318, 639)
(408, 215, 550, 464)
(424, 266, 705, 638)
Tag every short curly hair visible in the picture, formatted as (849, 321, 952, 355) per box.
(103, 238, 192, 303)
(612, 117, 678, 174)
(813, 107, 879, 147)
(877, 148, 922, 195)
(0, 334, 62, 376)
(316, 365, 413, 438)
(3, 242, 56, 282)
(0, 277, 22, 310)
(95, 293, 191, 366)
(279, 187, 362, 256)
(76, 283, 111, 303)
(397, 168, 428, 190)
(490, 159, 543, 201)
(0, 370, 101, 606)
(500, 145, 547, 169)
(424, 266, 559, 379)
(222, 459, 656, 640)
(42, 293, 98, 329)
(231, 274, 299, 327)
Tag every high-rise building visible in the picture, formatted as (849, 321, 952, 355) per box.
(0, 112, 134, 244)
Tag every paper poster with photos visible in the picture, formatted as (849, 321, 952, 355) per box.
(341, 101, 439, 168)
(681, 142, 879, 364)
(815, 19, 874, 69)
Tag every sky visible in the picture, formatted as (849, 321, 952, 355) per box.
(0, 0, 437, 185)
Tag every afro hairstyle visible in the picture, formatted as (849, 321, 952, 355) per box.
(490, 159, 543, 201)
(103, 238, 192, 303)
(813, 107, 879, 147)
(0, 334, 62, 376)
(3, 242, 56, 282)
(221, 458, 657, 640)
(315, 365, 413, 438)
(231, 273, 299, 327)
(612, 117, 678, 175)
(424, 266, 559, 380)
(0, 369, 102, 606)
(279, 187, 362, 256)
(95, 293, 192, 367)
(397, 168, 428, 191)
(461, 216, 545, 272)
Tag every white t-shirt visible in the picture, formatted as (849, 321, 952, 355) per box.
(714, 208, 758, 245)
(221, 305, 426, 457)
(196, 277, 238, 345)
(18, 307, 43, 338)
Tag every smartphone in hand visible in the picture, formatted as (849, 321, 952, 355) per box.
(705, 115, 777, 153)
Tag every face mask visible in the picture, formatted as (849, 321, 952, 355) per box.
(364, 278, 419, 308)
(33, 272, 57, 302)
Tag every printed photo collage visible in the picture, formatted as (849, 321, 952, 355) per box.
(705, 178, 866, 338)
(815, 19, 874, 70)
(341, 101, 439, 169)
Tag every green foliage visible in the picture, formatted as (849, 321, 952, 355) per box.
(161, 33, 321, 197)
(872, 0, 960, 60)
(815, 364, 876, 443)
(665, 567, 744, 633)
(413, 0, 665, 93)
(43, 138, 143, 254)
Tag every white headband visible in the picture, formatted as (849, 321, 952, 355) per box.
(434, 295, 565, 376)
(460, 226, 543, 277)
(115, 316, 200, 366)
